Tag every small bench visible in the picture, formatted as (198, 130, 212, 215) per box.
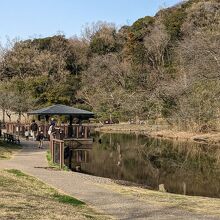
(3, 132, 20, 144)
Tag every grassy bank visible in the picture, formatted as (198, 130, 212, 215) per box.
(100, 182, 220, 218)
(0, 140, 21, 160)
(96, 124, 220, 145)
(0, 169, 109, 220)
(46, 150, 69, 171)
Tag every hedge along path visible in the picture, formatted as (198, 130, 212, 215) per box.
(0, 140, 219, 220)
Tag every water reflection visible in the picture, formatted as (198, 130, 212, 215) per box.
(66, 132, 220, 198)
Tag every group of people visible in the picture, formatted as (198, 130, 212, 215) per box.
(25, 118, 56, 148)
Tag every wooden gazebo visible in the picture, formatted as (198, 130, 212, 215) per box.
(27, 104, 95, 168)
(27, 104, 94, 139)
(5, 104, 95, 169)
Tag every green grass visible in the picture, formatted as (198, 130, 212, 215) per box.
(53, 193, 85, 206)
(6, 169, 29, 177)
(46, 150, 61, 169)
(46, 150, 69, 171)
(6, 169, 84, 206)
(0, 169, 109, 220)
(46, 149, 53, 165)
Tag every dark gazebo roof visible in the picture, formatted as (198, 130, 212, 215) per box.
(27, 104, 94, 119)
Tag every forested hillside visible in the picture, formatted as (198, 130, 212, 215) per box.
(0, 0, 219, 131)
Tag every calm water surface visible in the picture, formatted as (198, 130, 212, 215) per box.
(69, 132, 220, 198)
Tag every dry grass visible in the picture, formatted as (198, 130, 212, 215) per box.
(97, 124, 220, 145)
(100, 182, 220, 217)
(0, 169, 110, 220)
(97, 124, 152, 133)
(0, 141, 21, 160)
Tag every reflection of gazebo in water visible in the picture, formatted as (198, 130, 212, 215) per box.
(28, 104, 95, 168)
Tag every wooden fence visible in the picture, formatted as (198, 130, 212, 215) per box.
(6, 122, 94, 139)
(6, 122, 94, 169)
(50, 138, 64, 169)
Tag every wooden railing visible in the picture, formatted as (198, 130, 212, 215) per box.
(50, 138, 64, 169)
(54, 125, 91, 140)
(6, 122, 94, 169)
(3, 132, 20, 144)
(6, 122, 94, 140)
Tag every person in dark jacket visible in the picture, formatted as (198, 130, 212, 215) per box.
(50, 118, 56, 126)
(36, 131, 44, 148)
(30, 120, 38, 141)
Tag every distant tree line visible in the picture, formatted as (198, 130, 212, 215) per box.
(0, 0, 219, 131)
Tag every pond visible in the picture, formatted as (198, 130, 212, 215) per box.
(68, 132, 220, 198)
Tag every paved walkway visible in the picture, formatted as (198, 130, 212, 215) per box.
(0, 140, 218, 220)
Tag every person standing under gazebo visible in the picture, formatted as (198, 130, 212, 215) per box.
(48, 123, 56, 140)
(50, 118, 56, 126)
(30, 120, 38, 141)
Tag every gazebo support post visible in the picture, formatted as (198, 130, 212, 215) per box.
(51, 139, 54, 163)
(45, 115, 49, 122)
(68, 115, 73, 138)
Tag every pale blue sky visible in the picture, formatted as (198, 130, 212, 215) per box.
(0, 0, 181, 44)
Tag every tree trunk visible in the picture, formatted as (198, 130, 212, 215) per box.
(6, 111, 11, 122)
(18, 112, 21, 122)
(2, 108, 5, 124)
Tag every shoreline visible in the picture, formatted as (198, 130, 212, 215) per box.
(95, 124, 220, 146)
